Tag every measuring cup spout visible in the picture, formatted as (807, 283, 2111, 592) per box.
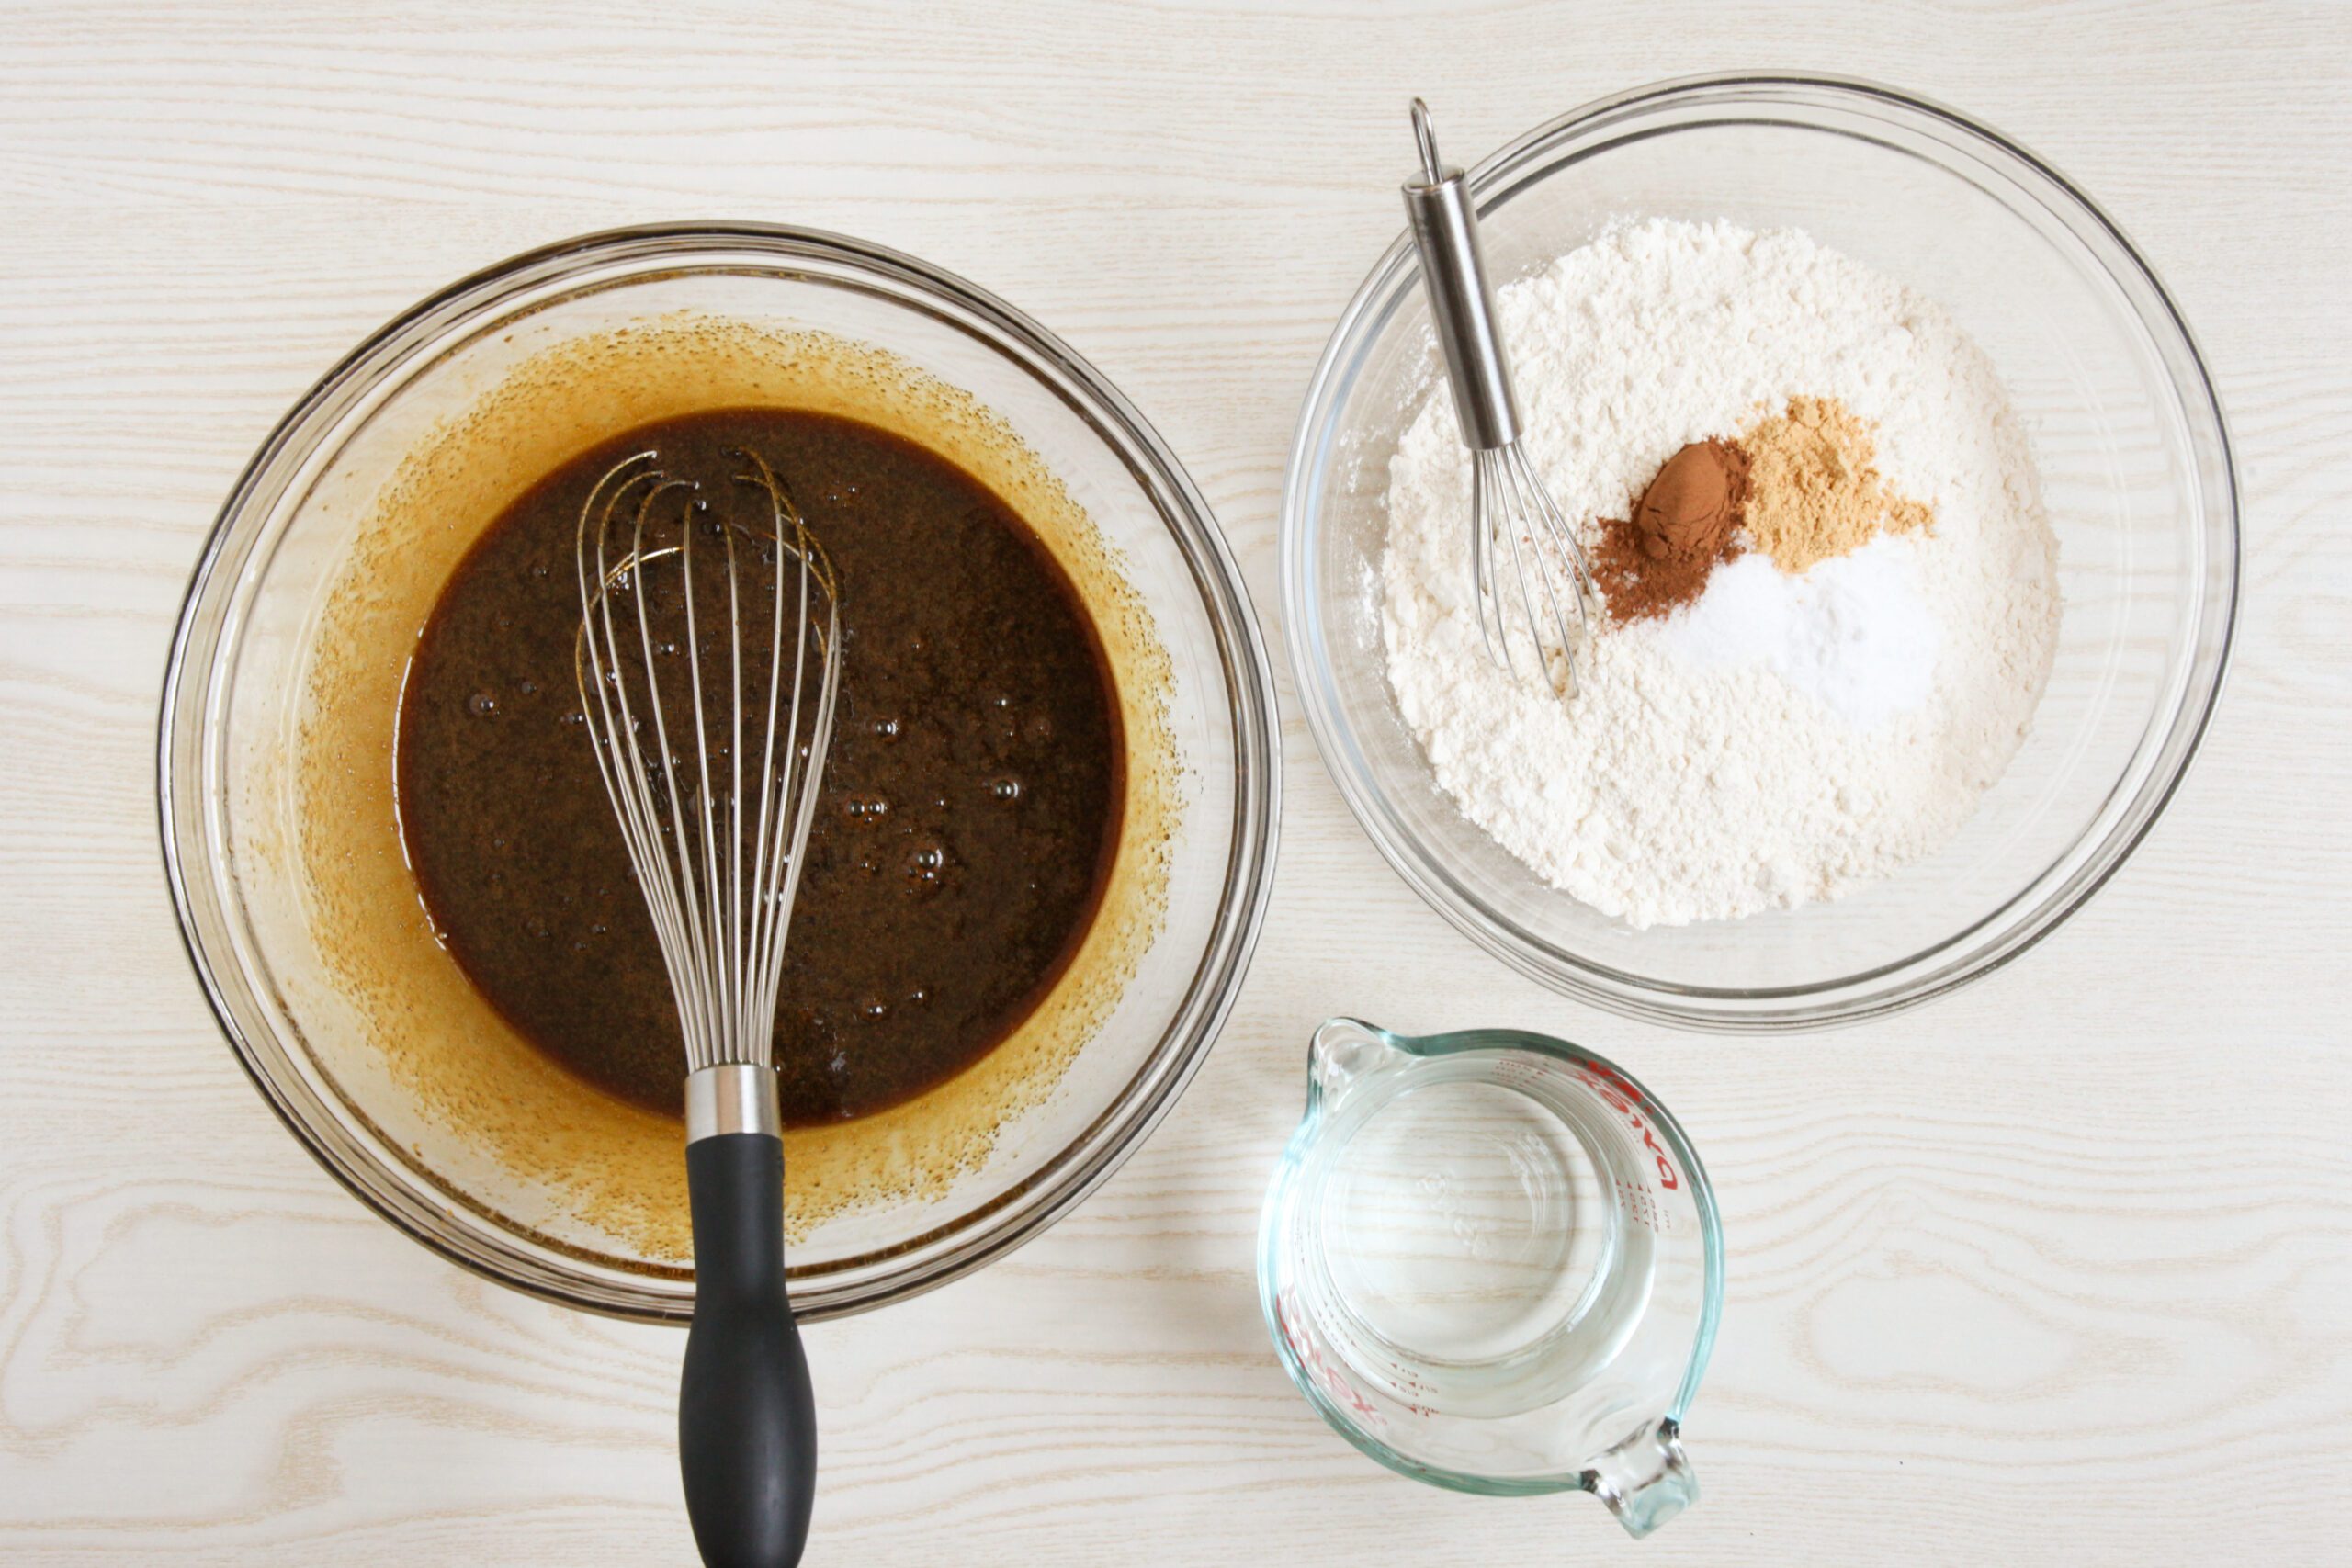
(1584, 1419, 1697, 1539)
(1305, 1017, 1413, 1112)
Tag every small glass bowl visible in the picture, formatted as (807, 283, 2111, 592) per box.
(161, 223, 1281, 1320)
(1282, 75, 2237, 1029)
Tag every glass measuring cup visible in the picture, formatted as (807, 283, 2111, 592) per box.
(1258, 1020, 1723, 1536)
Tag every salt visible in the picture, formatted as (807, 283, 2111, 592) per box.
(1657, 537, 1942, 729)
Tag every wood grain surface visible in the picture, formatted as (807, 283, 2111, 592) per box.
(4, 2, 2349, 1562)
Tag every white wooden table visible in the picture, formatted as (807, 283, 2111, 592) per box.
(5, 3, 2348, 1562)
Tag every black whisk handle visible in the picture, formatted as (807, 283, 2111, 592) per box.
(681, 1130, 815, 1568)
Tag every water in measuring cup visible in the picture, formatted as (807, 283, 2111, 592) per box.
(1306, 1068, 1649, 1415)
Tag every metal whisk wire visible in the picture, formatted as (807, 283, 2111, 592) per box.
(1472, 443, 1593, 691)
(572, 449, 842, 1076)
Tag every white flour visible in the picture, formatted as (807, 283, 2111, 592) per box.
(1381, 219, 2059, 927)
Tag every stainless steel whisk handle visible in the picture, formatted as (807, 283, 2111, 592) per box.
(1401, 98, 1520, 452)
(686, 1061, 782, 1142)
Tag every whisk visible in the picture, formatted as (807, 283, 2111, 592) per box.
(1401, 98, 1599, 695)
(575, 448, 841, 1568)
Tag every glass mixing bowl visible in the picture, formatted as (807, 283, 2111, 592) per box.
(1283, 75, 2237, 1029)
(161, 223, 1280, 1320)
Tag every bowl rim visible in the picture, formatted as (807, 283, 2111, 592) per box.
(1279, 72, 2240, 1031)
(158, 220, 1282, 1320)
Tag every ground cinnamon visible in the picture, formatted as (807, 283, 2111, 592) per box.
(1592, 437, 1750, 623)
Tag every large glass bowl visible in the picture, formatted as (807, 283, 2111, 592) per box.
(1283, 75, 2236, 1029)
(161, 223, 1280, 1320)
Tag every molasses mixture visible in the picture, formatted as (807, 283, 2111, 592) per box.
(396, 408, 1123, 1126)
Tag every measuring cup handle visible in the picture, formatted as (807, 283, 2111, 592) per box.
(1584, 1420, 1698, 1539)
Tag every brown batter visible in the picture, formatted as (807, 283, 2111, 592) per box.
(394, 408, 1123, 1127)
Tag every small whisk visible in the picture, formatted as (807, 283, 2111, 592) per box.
(1401, 98, 1599, 695)
(575, 449, 840, 1568)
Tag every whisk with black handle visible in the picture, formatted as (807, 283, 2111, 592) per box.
(1402, 97, 1599, 695)
(575, 449, 842, 1568)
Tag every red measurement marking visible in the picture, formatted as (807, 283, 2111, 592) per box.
(1611, 1172, 1676, 1234)
(1278, 1287, 1384, 1429)
(1563, 1061, 1682, 1193)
